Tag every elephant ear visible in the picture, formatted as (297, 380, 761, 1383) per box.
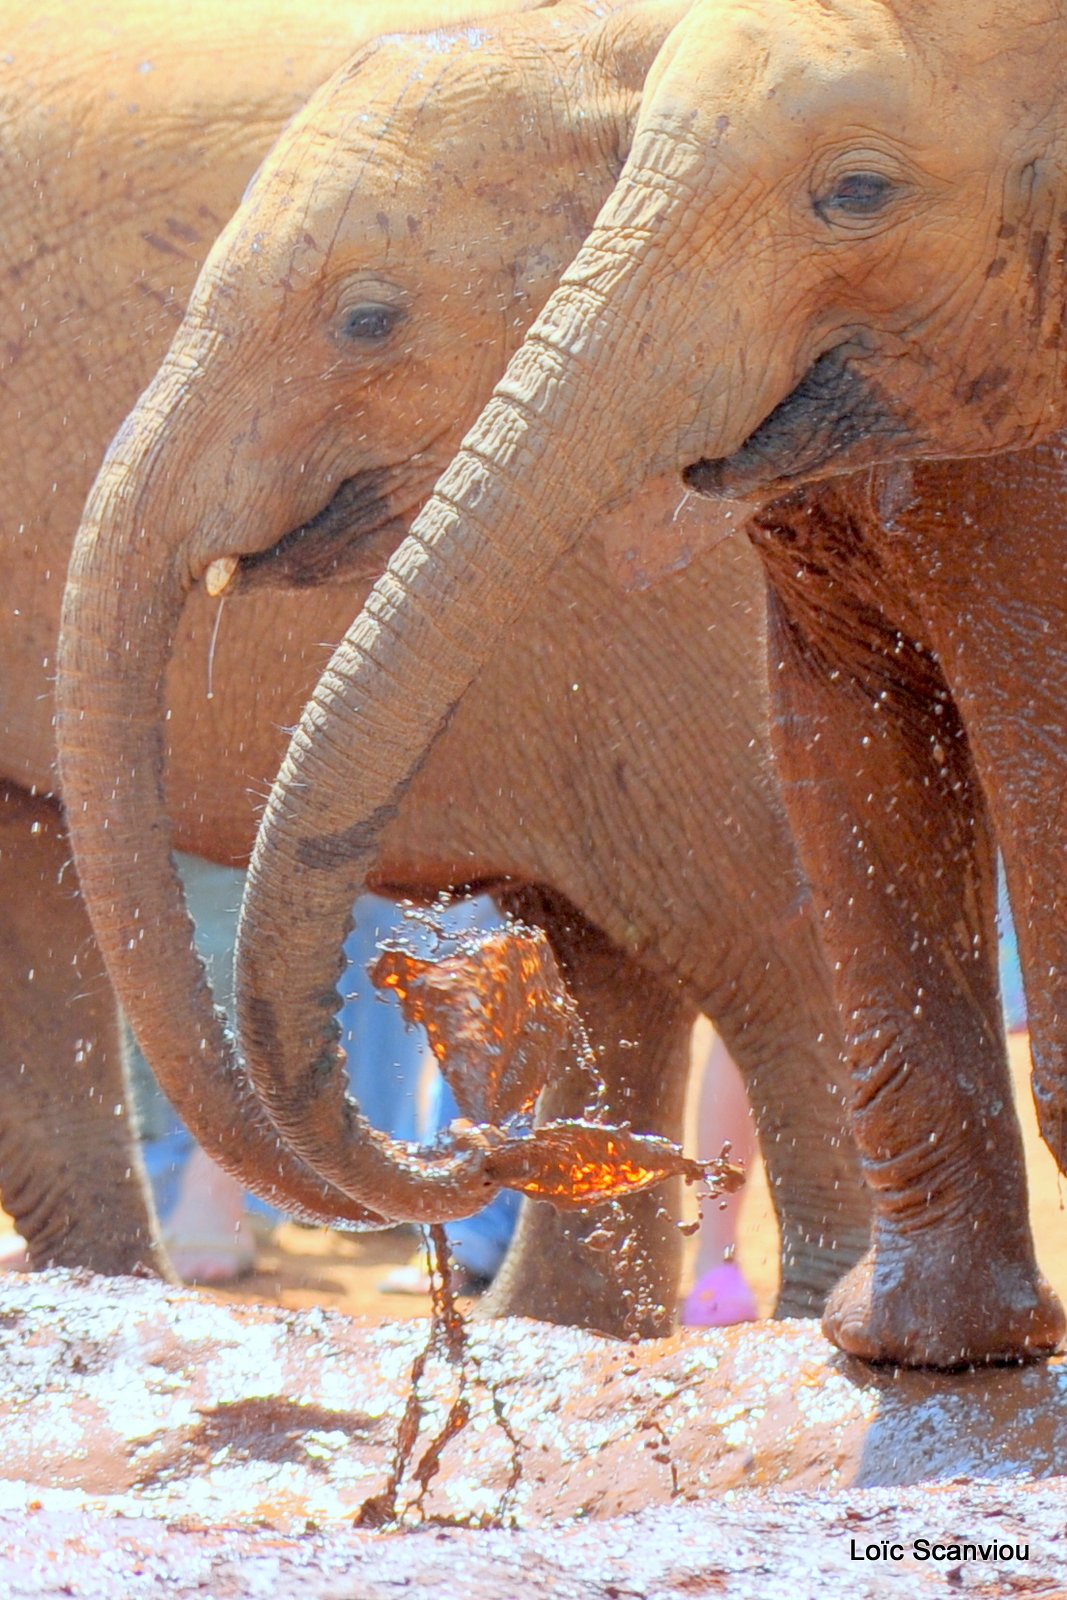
(593, 0, 696, 89)
(445, 0, 694, 312)
(565, 0, 696, 167)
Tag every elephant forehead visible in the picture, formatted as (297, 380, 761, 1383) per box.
(211, 56, 612, 302)
(650, 0, 1056, 186)
(278, 36, 545, 189)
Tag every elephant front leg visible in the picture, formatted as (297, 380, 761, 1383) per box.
(902, 467, 1067, 1194)
(481, 890, 692, 1339)
(766, 596, 1061, 1367)
(701, 905, 870, 1319)
(0, 783, 170, 1277)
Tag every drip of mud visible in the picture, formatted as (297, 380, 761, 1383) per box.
(355, 1225, 521, 1529)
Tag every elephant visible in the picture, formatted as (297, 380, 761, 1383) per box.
(153, 0, 1067, 1368)
(0, 0, 422, 1274)
(5, 0, 593, 1270)
(16, 0, 873, 1330)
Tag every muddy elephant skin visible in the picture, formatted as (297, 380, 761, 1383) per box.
(748, 454, 1067, 1368)
(32, 3, 870, 1330)
(225, 0, 1067, 1365)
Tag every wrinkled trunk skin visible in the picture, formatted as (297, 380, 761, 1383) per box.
(232, 2, 825, 1215)
(238, 344, 621, 1217)
(58, 355, 386, 1229)
(748, 456, 1066, 1367)
(234, 128, 843, 1224)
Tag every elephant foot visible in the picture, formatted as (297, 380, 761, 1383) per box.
(822, 1239, 1065, 1369)
(481, 1196, 679, 1340)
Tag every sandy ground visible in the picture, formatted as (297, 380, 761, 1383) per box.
(4, 1481, 1066, 1600)
(3, 1246, 1067, 1595)
(5, 1027, 1059, 1325)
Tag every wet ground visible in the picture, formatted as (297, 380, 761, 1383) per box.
(7, 1273, 1067, 1518)
(4, 1475, 1067, 1598)
(3, 1033, 1067, 1596)
(1, 1273, 1066, 1596)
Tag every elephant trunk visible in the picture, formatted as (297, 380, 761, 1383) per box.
(232, 15, 774, 1226)
(57, 355, 387, 1228)
(233, 47, 762, 1222)
(236, 322, 639, 1220)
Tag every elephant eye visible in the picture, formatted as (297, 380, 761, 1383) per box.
(817, 172, 896, 221)
(338, 302, 404, 342)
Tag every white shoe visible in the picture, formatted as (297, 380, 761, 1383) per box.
(165, 1212, 257, 1284)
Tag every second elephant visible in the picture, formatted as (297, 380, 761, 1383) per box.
(52, 0, 871, 1331)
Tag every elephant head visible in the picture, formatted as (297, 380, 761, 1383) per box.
(56, 0, 691, 1222)
(231, 0, 1067, 1216)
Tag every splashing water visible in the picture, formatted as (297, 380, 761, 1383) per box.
(348, 916, 745, 1513)
(370, 924, 743, 1207)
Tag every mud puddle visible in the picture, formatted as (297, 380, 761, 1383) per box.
(3, 1272, 1067, 1531)
(4, 1274, 1067, 1596)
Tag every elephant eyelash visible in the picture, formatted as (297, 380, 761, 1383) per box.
(813, 172, 898, 224)
(338, 302, 406, 342)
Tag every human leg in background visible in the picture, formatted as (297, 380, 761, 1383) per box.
(682, 1030, 759, 1327)
(339, 894, 424, 1145)
(998, 859, 1027, 1034)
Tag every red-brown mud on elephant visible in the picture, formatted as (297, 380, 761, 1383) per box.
(354, 924, 742, 1524)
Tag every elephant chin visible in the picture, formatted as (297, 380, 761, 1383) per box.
(225, 470, 410, 594)
(683, 351, 919, 502)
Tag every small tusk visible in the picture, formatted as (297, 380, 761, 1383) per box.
(672, 489, 694, 523)
(204, 556, 239, 597)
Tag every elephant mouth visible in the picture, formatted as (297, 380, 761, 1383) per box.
(222, 470, 409, 595)
(683, 350, 918, 502)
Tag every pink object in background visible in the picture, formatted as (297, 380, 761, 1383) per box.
(682, 1261, 758, 1327)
